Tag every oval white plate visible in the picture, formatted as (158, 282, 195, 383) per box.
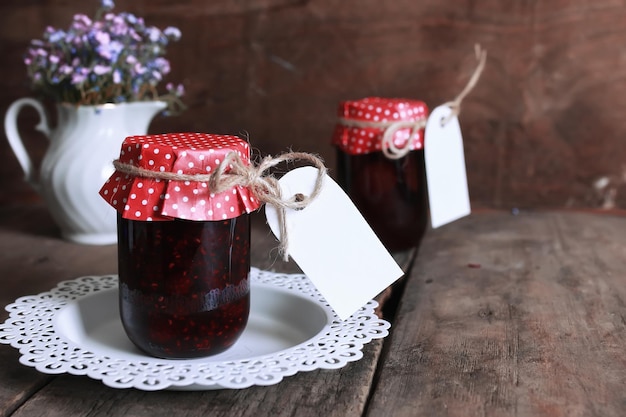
(0, 268, 390, 391)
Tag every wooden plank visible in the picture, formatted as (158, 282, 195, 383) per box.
(0, 348, 52, 417)
(366, 211, 626, 417)
(0, 204, 118, 417)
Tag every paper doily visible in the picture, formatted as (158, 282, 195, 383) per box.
(0, 268, 390, 391)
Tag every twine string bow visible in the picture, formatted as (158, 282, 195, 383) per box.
(113, 151, 327, 261)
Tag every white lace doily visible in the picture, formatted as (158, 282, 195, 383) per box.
(0, 267, 390, 391)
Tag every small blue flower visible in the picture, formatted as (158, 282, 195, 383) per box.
(48, 30, 66, 43)
(123, 12, 137, 25)
(146, 27, 161, 42)
(163, 27, 181, 41)
(101, 0, 115, 11)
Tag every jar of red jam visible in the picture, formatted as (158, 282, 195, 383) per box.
(332, 97, 429, 252)
(100, 133, 262, 359)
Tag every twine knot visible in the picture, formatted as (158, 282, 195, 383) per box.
(113, 151, 327, 261)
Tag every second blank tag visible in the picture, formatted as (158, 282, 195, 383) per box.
(265, 166, 403, 321)
(425, 105, 471, 228)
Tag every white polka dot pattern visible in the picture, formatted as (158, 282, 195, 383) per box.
(99, 133, 262, 221)
(332, 97, 428, 155)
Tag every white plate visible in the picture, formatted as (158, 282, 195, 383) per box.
(0, 268, 390, 391)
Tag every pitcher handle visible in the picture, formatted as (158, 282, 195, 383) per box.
(4, 98, 51, 190)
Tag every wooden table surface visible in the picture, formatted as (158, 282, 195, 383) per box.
(1, 205, 625, 417)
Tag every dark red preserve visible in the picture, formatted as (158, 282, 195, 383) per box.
(117, 215, 250, 358)
(100, 133, 262, 359)
(332, 98, 429, 252)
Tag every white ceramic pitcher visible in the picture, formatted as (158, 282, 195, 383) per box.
(4, 99, 166, 244)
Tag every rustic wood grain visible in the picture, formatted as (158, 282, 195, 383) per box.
(367, 211, 626, 417)
(2, 1, 626, 209)
(0, 348, 51, 417)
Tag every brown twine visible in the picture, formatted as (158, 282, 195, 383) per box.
(337, 117, 428, 160)
(441, 44, 487, 126)
(337, 44, 487, 160)
(113, 151, 327, 261)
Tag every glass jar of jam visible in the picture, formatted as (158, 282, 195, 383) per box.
(332, 97, 429, 252)
(100, 133, 262, 359)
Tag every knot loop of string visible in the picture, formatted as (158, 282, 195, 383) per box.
(113, 151, 327, 261)
(337, 44, 487, 160)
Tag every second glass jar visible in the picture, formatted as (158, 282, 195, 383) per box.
(332, 97, 429, 252)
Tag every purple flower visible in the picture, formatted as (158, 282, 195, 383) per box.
(153, 57, 170, 74)
(130, 30, 142, 42)
(72, 71, 87, 85)
(146, 27, 161, 43)
(123, 12, 138, 25)
(163, 27, 181, 41)
(166, 82, 185, 97)
(73, 14, 92, 29)
(48, 30, 66, 43)
(101, 0, 115, 11)
(113, 69, 122, 84)
(24, 1, 183, 111)
(97, 40, 123, 61)
(133, 62, 146, 75)
(59, 64, 73, 75)
(113, 15, 125, 27)
(94, 30, 110, 45)
(93, 64, 111, 75)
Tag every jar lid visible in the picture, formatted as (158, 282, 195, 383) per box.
(331, 97, 428, 155)
(99, 133, 262, 221)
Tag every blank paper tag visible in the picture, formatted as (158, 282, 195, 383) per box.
(265, 166, 404, 320)
(424, 105, 471, 228)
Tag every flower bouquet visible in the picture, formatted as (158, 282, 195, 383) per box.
(4, 0, 187, 244)
(23, 0, 185, 114)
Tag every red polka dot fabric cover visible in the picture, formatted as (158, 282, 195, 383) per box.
(332, 97, 429, 155)
(99, 133, 262, 221)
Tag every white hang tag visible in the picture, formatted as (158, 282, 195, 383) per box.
(425, 105, 471, 228)
(265, 166, 404, 321)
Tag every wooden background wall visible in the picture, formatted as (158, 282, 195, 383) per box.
(2, 0, 626, 210)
